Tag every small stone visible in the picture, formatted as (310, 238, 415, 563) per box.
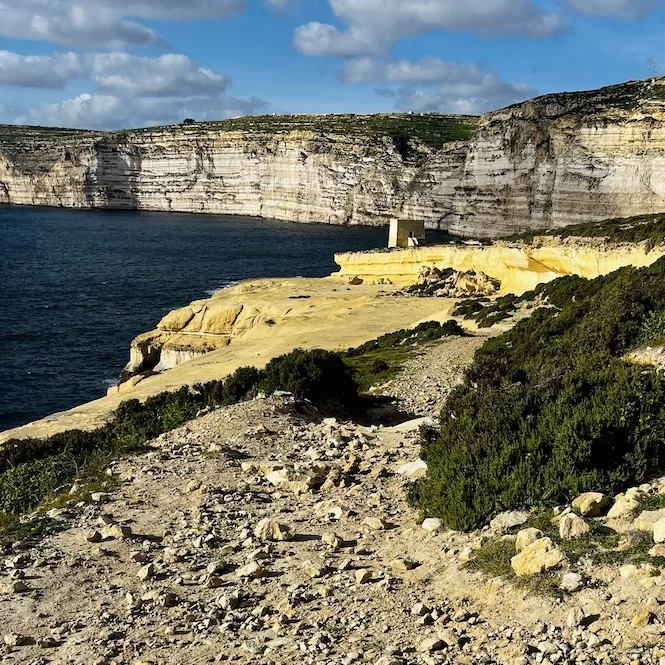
(437, 628, 459, 647)
(559, 513, 590, 540)
(205, 576, 224, 589)
(490, 510, 530, 534)
(511, 538, 567, 576)
(185, 480, 202, 493)
(301, 560, 327, 579)
(3, 633, 30, 647)
(572, 492, 610, 517)
(1, 580, 29, 594)
(395, 460, 427, 479)
(607, 494, 639, 519)
(390, 559, 417, 574)
(515, 528, 544, 552)
(653, 517, 665, 544)
(237, 561, 265, 579)
(631, 609, 654, 628)
(567, 607, 586, 628)
(355, 569, 372, 585)
(322, 532, 343, 550)
(86, 530, 104, 543)
(254, 519, 293, 542)
(634, 509, 665, 533)
(411, 602, 430, 617)
(560, 572, 584, 592)
(137, 563, 155, 582)
(90, 492, 110, 503)
(418, 637, 444, 653)
(363, 517, 391, 531)
(648, 544, 665, 557)
(102, 524, 133, 540)
(421, 518, 443, 533)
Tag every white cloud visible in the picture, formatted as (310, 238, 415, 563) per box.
(0, 50, 230, 98)
(0, 0, 245, 48)
(0, 50, 83, 88)
(339, 56, 536, 115)
(562, 0, 664, 18)
(294, 0, 564, 57)
(87, 53, 229, 97)
(19, 91, 268, 129)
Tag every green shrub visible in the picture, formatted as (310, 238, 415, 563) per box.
(640, 310, 665, 344)
(261, 349, 359, 409)
(409, 258, 665, 532)
(220, 366, 261, 405)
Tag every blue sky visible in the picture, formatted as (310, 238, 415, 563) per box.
(0, 0, 664, 129)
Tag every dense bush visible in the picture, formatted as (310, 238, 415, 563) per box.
(261, 349, 359, 409)
(409, 258, 665, 532)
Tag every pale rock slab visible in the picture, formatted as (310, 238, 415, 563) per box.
(511, 538, 567, 576)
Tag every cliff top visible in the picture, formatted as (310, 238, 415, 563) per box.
(488, 76, 665, 122)
(0, 113, 479, 159)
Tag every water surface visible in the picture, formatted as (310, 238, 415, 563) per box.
(1, 207, 438, 432)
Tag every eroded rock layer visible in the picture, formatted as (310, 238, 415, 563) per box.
(3, 79, 665, 236)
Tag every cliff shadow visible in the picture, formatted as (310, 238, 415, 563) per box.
(84, 137, 142, 210)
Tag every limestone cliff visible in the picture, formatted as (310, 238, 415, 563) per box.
(3, 78, 665, 236)
(0, 115, 477, 226)
(335, 237, 665, 295)
(401, 78, 665, 236)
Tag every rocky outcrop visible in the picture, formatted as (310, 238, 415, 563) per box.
(3, 79, 665, 237)
(334, 236, 665, 294)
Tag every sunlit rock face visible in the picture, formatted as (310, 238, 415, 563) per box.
(2, 79, 665, 238)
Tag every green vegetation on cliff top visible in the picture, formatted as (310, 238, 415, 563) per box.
(514, 212, 665, 246)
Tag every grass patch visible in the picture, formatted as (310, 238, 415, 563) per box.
(342, 320, 467, 391)
(512, 213, 665, 246)
(451, 294, 520, 328)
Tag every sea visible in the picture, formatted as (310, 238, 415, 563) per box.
(0, 206, 447, 433)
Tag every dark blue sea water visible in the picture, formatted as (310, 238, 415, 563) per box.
(0, 207, 446, 433)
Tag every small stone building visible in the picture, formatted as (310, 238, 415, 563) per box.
(388, 218, 426, 249)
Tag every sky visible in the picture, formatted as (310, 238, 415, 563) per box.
(0, 0, 664, 130)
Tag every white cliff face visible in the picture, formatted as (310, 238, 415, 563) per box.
(3, 81, 665, 237)
(0, 120, 456, 226)
(400, 79, 665, 237)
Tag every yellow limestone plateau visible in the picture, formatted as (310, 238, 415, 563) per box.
(0, 279, 457, 443)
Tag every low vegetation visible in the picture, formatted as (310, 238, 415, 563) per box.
(0, 321, 465, 536)
(451, 294, 519, 328)
(409, 257, 665, 532)
(513, 213, 665, 246)
(342, 320, 467, 391)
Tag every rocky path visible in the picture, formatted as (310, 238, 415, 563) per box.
(1, 338, 665, 665)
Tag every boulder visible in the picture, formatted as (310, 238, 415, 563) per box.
(607, 494, 639, 519)
(511, 538, 567, 576)
(490, 510, 530, 534)
(634, 509, 665, 533)
(572, 492, 610, 517)
(559, 513, 590, 540)
(515, 528, 543, 553)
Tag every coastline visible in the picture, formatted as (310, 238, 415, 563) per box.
(4, 230, 665, 445)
